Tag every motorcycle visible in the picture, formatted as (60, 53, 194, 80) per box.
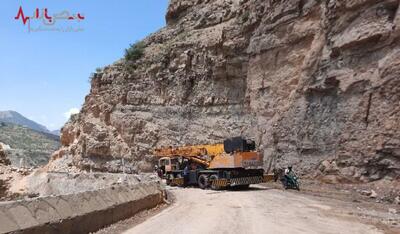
(281, 174, 300, 191)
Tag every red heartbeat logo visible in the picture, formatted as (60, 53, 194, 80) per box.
(14, 6, 29, 25)
(14, 6, 85, 26)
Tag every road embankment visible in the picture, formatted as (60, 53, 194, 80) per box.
(0, 181, 164, 234)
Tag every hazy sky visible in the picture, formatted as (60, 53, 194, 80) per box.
(0, 0, 169, 130)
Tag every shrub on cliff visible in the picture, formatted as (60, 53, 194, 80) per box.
(125, 41, 145, 62)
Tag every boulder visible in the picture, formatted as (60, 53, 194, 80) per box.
(0, 144, 11, 166)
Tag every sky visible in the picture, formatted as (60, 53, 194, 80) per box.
(0, 0, 169, 130)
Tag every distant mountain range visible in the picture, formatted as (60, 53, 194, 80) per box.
(50, 129, 61, 136)
(0, 122, 60, 167)
(0, 111, 59, 136)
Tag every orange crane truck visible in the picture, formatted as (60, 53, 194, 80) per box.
(154, 137, 273, 190)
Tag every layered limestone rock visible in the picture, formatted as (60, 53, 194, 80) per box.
(52, 0, 400, 182)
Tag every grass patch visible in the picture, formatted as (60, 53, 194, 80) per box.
(125, 41, 146, 62)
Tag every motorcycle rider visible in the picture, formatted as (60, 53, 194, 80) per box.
(282, 166, 296, 188)
(284, 166, 294, 177)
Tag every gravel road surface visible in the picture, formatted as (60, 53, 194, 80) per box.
(123, 185, 381, 234)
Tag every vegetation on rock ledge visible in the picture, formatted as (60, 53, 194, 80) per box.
(125, 41, 146, 62)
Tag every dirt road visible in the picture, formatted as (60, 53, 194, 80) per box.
(123, 185, 382, 234)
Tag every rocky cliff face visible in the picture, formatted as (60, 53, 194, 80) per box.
(52, 0, 400, 182)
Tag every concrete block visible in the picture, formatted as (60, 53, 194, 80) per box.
(25, 199, 61, 225)
(97, 189, 115, 207)
(0, 182, 163, 234)
(0, 210, 19, 233)
(84, 191, 103, 212)
(65, 193, 93, 216)
(91, 192, 109, 211)
(8, 204, 39, 229)
(45, 196, 73, 220)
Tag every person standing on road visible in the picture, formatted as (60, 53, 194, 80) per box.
(183, 161, 190, 187)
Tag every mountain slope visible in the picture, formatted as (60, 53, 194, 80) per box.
(0, 111, 50, 134)
(51, 129, 61, 136)
(0, 122, 60, 167)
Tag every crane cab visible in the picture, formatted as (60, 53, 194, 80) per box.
(158, 157, 181, 174)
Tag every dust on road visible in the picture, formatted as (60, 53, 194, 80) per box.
(123, 185, 382, 234)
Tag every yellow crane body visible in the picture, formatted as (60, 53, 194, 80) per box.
(154, 144, 263, 169)
(154, 137, 271, 189)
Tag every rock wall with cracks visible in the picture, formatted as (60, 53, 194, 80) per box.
(51, 0, 400, 182)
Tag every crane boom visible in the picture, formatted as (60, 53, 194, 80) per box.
(154, 144, 224, 167)
(153, 144, 224, 158)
